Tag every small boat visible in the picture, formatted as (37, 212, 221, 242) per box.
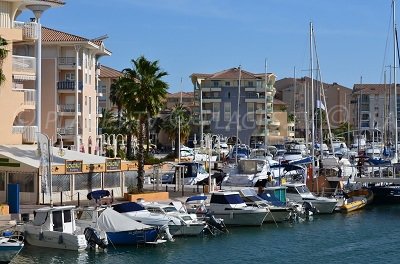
(77, 207, 163, 246)
(0, 230, 24, 263)
(284, 183, 337, 214)
(208, 191, 268, 226)
(23, 205, 88, 251)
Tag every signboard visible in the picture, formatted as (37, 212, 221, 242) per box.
(105, 158, 121, 172)
(65, 160, 83, 173)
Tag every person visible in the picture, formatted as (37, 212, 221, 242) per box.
(266, 172, 272, 186)
(337, 156, 343, 178)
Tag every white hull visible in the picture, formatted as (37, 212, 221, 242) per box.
(304, 199, 337, 214)
(24, 229, 87, 251)
(212, 211, 266, 226)
(172, 224, 205, 236)
(265, 208, 291, 223)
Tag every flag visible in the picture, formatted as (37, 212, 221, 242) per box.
(316, 100, 326, 110)
(37, 133, 51, 194)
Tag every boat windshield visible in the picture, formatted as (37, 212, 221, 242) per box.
(238, 160, 264, 174)
(295, 185, 311, 194)
(163, 206, 178, 213)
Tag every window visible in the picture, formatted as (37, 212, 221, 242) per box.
(213, 81, 219, 87)
(248, 81, 254, 87)
(8, 172, 34, 192)
(224, 102, 231, 122)
(213, 103, 220, 121)
(225, 81, 230, 86)
(89, 119, 92, 132)
(247, 103, 254, 121)
(85, 96, 87, 106)
(65, 73, 75, 81)
(89, 97, 92, 114)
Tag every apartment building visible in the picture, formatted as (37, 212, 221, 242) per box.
(275, 77, 352, 138)
(190, 67, 291, 146)
(12, 27, 111, 153)
(98, 65, 123, 116)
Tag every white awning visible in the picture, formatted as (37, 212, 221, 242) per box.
(13, 74, 36, 81)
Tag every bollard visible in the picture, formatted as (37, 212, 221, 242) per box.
(111, 190, 114, 204)
(174, 187, 176, 192)
(60, 191, 63, 206)
(42, 191, 45, 205)
(166, 185, 168, 192)
(77, 192, 80, 207)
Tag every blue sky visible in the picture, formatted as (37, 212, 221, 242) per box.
(17, 0, 397, 92)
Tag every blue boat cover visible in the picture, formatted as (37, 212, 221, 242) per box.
(186, 195, 207, 202)
(112, 202, 146, 213)
(368, 158, 391, 166)
(87, 190, 110, 201)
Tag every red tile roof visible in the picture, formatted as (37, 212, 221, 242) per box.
(42, 27, 89, 42)
(192, 68, 264, 80)
(99, 65, 123, 78)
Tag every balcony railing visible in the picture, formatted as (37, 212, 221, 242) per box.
(12, 88, 36, 106)
(57, 81, 83, 90)
(57, 104, 81, 112)
(12, 125, 37, 144)
(57, 127, 82, 135)
(58, 57, 82, 67)
(12, 55, 36, 75)
(13, 21, 39, 40)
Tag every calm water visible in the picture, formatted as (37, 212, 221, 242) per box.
(12, 204, 400, 264)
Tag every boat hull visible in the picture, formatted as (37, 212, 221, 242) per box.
(212, 211, 267, 226)
(265, 208, 291, 223)
(24, 229, 87, 251)
(304, 199, 337, 214)
(0, 244, 24, 263)
(370, 186, 400, 204)
(172, 224, 205, 236)
(106, 228, 159, 245)
(340, 199, 366, 213)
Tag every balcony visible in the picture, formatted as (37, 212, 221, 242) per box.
(202, 97, 221, 103)
(270, 130, 281, 136)
(57, 81, 83, 91)
(13, 21, 39, 40)
(57, 126, 82, 136)
(269, 120, 280, 127)
(58, 57, 82, 69)
(57, 104, 81, 113)
(12, 55, 36, 80)
(13, 89, 36, 108)
(201, 87, 221, 92)
(12, 125, 37, 144)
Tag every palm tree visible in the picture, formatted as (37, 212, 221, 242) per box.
(0, 36, 9, 86)
(109, 77, 126, 129)
(162, 104, 191, 157)
(98, 109, 115, 134)
(119, 111, 139, 159)
(121, 56, 168, 192)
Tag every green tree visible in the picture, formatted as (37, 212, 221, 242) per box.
(0, 36, 9, 86)
(121, 56, 168, 192)
(109, 77, 125, 129)
(98, 109, 115, 134)
(162, 104, 191, 157)
(119, 111, 139, 159)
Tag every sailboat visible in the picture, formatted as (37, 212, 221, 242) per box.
(369, 0, 400, 204)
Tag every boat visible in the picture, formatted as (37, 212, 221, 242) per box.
(369, 184, 400, 204)
(284, 183, 338, 214)
(222, 158, 269, 187)
(339, 189, 373, 213)
(207, 191, 268, 226)
(239, 188, 291, 223)
(0, 230, 24, 263)
(76, 207, 163, 245)
(139, 201, 207, 236)
(23, 205, 88, 251)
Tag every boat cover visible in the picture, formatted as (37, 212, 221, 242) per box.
(87, 190, 110, 201)
(97, 208, 153, 232)
(112, 202, 146, 213)
(186, 196, 207, 202)
(368, 158, 391, 166)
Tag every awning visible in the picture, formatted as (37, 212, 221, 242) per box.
(13, 74, 36, 81)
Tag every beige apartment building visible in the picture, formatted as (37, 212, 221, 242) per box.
(98, 65, 123, 116)
(275, 77, 352, 139)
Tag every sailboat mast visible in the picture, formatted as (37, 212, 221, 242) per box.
(293, 67, 296, 136)
(310, 22, 315, 178)
(393, 0, 398, 161)
(235, 66, 242, 165)
(264, 59, 268, 155)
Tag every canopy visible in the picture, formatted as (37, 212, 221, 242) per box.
(186, 195, 207, 203)
(112, 202, 146, 213)
(97, 208, 153, 232)
(87, 190, 110, 201)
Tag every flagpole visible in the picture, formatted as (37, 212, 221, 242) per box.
(178, 78, 182, 163)
(235, 66, 242, 166)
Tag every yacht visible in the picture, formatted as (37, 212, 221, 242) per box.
(223, 158, 269, 187)
(207, 191, 268, 226)
(284, 183, 337, 214)
(23, 206, 88, 251)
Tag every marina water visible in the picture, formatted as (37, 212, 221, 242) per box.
(12, 204, 399, 264)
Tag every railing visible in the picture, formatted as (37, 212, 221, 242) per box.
(57, 81, 83, 90)
(12, 55, 36, 74)
(57, 104, 81, 112)
(12, 126, 37, 143)
(58, 57, 81, 67)
(13, 21, 39, 39)
(57, 127, 82, 135)
(12, 88, 36, 106)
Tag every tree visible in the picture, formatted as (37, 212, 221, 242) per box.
(109, 77, 125, 129)
(162, 104, 191, 157)
(98, 109, 115, 134)
(0, 36, 9, 86)
(121, 56, 168, 193)
(119, 111, 139, 159)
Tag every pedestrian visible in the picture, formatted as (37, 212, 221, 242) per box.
(337, 156, 343, 178)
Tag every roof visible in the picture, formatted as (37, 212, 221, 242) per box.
(192, 68, 266, 80)
(99, 65, 123, 78)
(42, 27, 89, 42)
(167, 92, 194, 98)
(0, 145, 107, 169)
(352, 83, 397, 94)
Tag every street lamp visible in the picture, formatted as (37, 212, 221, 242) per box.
(57, 133, 65, 157)
(193, 134, 197, 161)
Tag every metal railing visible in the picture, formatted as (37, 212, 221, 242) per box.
(57, 104, 81, 112)
(57, 81, 83, 90)
(58, 57, 81, 66)
(13, 21, 39, 39)
(12, 55, 36, 74)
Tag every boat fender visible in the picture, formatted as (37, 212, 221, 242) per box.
(58, 234, 63, 244)
(39, 232, 44, 241)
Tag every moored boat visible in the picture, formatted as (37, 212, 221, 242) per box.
(0, 230, 24, 263)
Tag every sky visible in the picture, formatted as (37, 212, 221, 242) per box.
(17, 0, 398, 92)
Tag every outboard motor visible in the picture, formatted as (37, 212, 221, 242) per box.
(84, 227, 108, 250)
(159, 224, 174, 242)
(302, 201, 317, 216)
(205, 212, 228, 234)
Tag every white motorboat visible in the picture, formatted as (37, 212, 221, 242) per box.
(208, 191, 268, 226)
(23, 205, 88, 251)
(0, 231, 24, 263)
(239, 188, 291, 223)
(284, 183, 337, 214)
(223, 158, 269, 187)
(139, 201, 207, 236)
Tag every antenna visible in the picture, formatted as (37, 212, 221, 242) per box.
(91, 34, 109, 41)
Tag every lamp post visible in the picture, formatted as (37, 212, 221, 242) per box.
(57, 133, 65, 157)
(193, 134, 197, 161)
